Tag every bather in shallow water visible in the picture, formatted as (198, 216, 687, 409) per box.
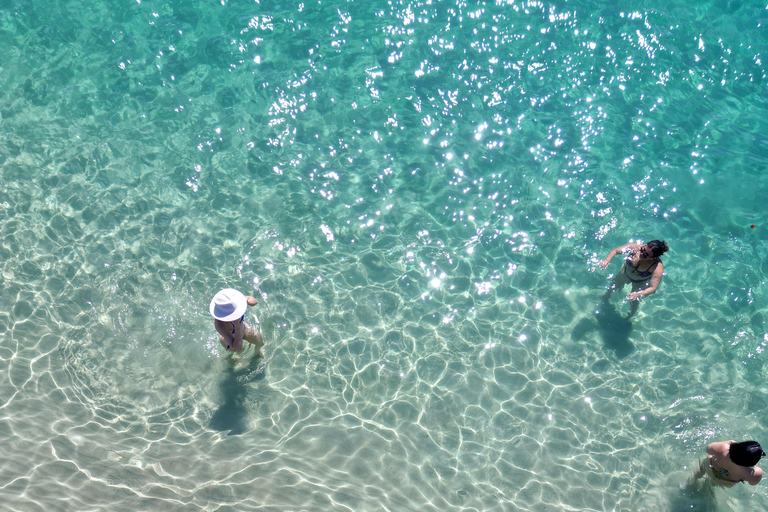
(599, 239, 669, 318)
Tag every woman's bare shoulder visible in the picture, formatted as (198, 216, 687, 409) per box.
(706, 441, 731, 455)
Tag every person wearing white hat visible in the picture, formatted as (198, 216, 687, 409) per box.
(210, 288, 264, 353)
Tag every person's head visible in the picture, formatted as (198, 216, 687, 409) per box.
(730, 441, 766, 467)
(210, 288, 247, 322)
(643, 239, 669, 259)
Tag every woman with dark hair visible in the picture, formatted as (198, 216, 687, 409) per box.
(598, 239, 669, 318)
(694, 440, 765, 487)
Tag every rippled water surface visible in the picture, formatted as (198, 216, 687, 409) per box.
(2, 0, 768, 510)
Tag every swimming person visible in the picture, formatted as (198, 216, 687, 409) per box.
(693, 440, 765, 487)
(598, 239, 669, 318)
(210, 288, 264, 353)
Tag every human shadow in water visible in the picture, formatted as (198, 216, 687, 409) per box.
(667, 477, 720, 512)
(209, 354, 267, 436)
(571, 301, 634, 358)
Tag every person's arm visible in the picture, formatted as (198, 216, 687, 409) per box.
(599, 243, 636, 269)
(627, 262, 664, 301)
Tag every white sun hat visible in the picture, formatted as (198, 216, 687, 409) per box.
(210, 288, 247, 321)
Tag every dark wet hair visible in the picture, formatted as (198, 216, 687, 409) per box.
(731, 441, 766, 467)
(647, 240, 669, 258)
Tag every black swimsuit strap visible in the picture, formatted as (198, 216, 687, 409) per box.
(626, 258, 659, 272)
(230, 314, 245, 335)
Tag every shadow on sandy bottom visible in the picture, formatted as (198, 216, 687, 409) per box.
(209, 355, 267, 436)
(571, 300, 634, 358)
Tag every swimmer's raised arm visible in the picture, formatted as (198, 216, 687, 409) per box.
(599, 243, 640, 269)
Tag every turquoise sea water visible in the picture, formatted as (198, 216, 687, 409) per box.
(1, 0, 768, 510)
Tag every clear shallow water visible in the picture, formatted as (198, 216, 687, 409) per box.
(1, 0, 767, 510)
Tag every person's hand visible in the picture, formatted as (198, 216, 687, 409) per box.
(246, 295, 258, 306)
(626, 292, 642, 301)
(599, 259, 610, 269)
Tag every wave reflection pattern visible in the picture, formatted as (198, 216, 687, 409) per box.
(0, 0, 767, 510)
